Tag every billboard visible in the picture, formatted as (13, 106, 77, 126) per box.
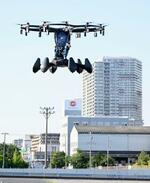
(65, 98, 82, 111)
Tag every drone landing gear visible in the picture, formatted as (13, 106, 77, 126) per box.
(76, 59, 83, 74)
(68, 57, 92, 74)
(49, 65, 57, 73)
(41, 57, 50, 73)
(84, 58, 93, 74)
(33, 58, 41, 73)
(68, 57, 77, 73)
(75, 58, 93, 74)
(32, 57, 92, 74)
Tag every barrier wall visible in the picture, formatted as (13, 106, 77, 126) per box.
(0, 168, 150, 180)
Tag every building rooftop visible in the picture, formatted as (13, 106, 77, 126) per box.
(74, 125, 150, 134)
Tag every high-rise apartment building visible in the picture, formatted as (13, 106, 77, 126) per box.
(82, 57, 142, 125)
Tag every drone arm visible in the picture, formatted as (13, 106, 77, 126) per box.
(72, 28, 98, 33)
(20, 25, 58, 37)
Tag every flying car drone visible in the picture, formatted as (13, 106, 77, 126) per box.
(19, 21, 106, 74)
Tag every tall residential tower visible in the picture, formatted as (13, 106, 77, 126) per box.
(82, 57, 142, 125)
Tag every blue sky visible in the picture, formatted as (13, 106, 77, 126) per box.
(0, 0, 150, 142)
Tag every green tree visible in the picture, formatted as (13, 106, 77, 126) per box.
(101, 155, 115, 166)
(137, 151, 150, 166)
(65, 155, 71, 167)
(12, 149, 28, 168)
(0, 144, 17, 168)
(70, 149, 88, 168)
(50, 151, 66, 168)
(91, 153, 105, 167)
(0, 154, 3, 167)
(0, 143, 28, 168)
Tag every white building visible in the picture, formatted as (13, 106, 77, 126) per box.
(83, 57, 142, 125)
(21, 135, 34, 162)
(13, 139, 23, 149)
(70, 125, 150, 163)
(60, 115, 135, 155)
(31, 133, 60, 168)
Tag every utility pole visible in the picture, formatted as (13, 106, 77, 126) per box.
(1, 133, 9, 168)
(89, 131, 92, 168)
(107, 135, 109, 170)
(40, 107, 55, 169)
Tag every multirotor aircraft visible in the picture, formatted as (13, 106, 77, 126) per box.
(19, 21, 106, 74)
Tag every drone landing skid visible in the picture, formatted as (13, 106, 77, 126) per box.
(32, 57, 92, 74)
(68, 57, 92, 74)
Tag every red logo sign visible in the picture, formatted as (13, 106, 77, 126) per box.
(70, 100, 76, 107)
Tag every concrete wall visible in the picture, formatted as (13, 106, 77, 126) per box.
(1, 168, 150, 180)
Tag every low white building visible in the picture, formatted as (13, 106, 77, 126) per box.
(70, 125, 150, 163)
(60, 115, 136, 155)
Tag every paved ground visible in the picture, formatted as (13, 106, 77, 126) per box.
(0, 178, 148, 183)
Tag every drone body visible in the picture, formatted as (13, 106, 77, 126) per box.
(19, 21, 106, 74)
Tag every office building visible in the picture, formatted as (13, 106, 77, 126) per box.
(82, 57, 142, 125)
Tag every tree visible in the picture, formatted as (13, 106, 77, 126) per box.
(0, 144, 17, 168)
(65, 155, 71, 167)
(91, 153, 115, 167)
(50, 151, 66, 168)
(91, 153, 105, 167)
(101, 155, 115, 166)
(0, 155, 3, 167)
(136, 151, 150, 166)
(12, 149, 28, 168)
(0, 143, 28, 168)
(70, 149, 88, 168)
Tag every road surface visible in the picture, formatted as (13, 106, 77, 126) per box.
(0, 178, 148, 183)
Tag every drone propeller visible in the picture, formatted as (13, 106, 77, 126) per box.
(61, 21, 69, 25)
(85, 21, 93, 25)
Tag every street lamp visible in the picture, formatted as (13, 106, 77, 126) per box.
(40, 107, 55, 169)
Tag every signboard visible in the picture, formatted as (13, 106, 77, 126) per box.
(65, 98, 81, 111)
